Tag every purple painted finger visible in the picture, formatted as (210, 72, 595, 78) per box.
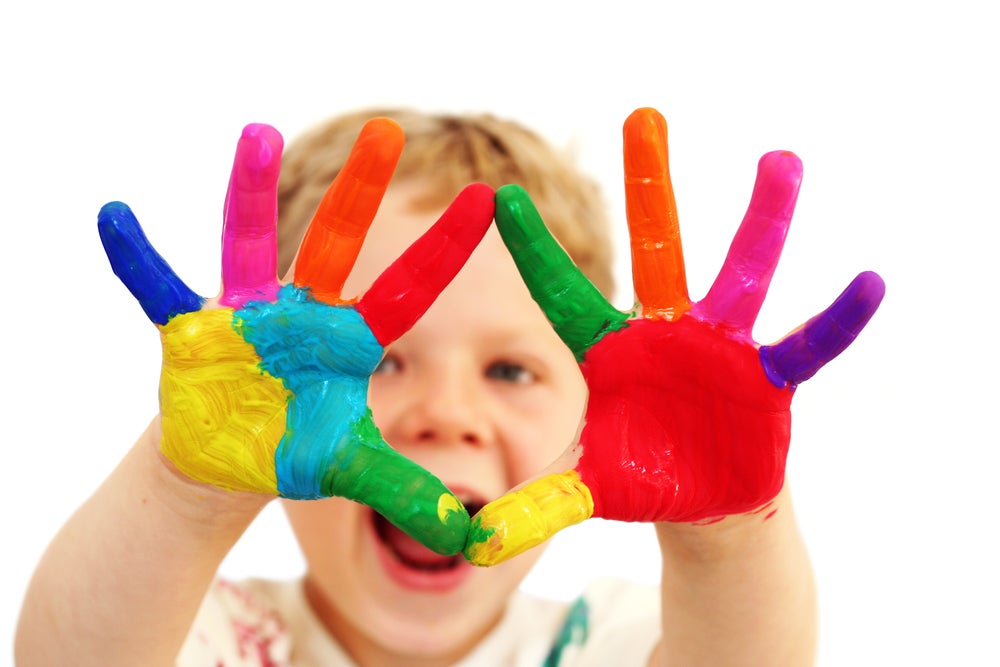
(760, 271, 886, 388)
(219, 123, 283, 308)
(698, 151, 802, 334)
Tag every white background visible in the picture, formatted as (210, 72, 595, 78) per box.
(2, 2, 997, 665)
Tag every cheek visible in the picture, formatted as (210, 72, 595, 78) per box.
(501, 387, 587, 483)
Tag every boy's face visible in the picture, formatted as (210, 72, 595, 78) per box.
(282, 179, 589, 664)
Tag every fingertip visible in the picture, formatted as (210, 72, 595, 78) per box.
(758, 149, 803, 182)
(625, 106, 666, 131)
(450, 183, 495, 237)
(623, 107, 669, 175)
(756, 150, 803, 195)
(839, 270, 886, 330)
(457, 181, 496, 212)
(328, 117, 405, 196)
(495, 184, 540, 234)
(496, 182, 529, 206)
(432, 493, 472, 556)
(463, 516, 500, 567)
(235, 123, 283, 181)
(98, 200, 135, 226)
(363, 115, 404, 136)
(241, 122, 284, 149)
(98, 201, 143, 251)
(749, 150, 803, 223)
(856, 270, 887, 301)
(357, 116, 405, 155)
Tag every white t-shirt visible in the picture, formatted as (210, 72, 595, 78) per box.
(178, 577, 660, 666)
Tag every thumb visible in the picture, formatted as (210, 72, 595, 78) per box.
(464, 446, 593, 566)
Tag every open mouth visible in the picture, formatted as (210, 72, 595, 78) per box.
(371, 501, 485, 573)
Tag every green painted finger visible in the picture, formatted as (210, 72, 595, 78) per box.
(495, 184, 628, 360)
(328, 412, 470, 555)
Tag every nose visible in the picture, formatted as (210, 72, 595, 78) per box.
(388, 363, 493, 449)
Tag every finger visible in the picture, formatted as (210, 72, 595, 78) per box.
(624, 107, 691, 320)
(356, 183, 495, 345)
(317, 415, 470, 556)
(698, 151, 802, 333)
(759, 271, 886, 388)
(293, 117, 405, 304)
(494, 184, 628, 361)
(98, 201, 202, 325)
(220, 123, 283, 308)
(464, 470, 594, 566)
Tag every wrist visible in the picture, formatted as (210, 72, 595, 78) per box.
(654, 485, 793, 565)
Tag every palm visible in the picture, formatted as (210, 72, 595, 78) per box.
(578, 315, 791, 523)
(156, 287, 383, 498)
(465, 107, 884, 565)
(99, 120, 494, 555)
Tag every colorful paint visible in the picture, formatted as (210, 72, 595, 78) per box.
(220, 123, 283, 308)
(465, 470, 594, 566)
(465, 107, 885, 566)
(98, 119, 496, 555)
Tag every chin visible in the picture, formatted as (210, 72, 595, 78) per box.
(357, 505, 541, 659)
(294, 497, 544, 664)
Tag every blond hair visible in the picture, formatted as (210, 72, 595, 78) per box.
(277, 108, 615, 297)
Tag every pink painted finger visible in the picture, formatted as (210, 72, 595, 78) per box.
(697, 151, 802, 334)
(623, 107, 691, 320)
(356, 183, 495, 345)
(219, 123, 283, 307)
(294, 118, 404, 304)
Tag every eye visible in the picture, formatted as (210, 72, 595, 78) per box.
(485, 361, 536, 385)
(373, 354, 402, 375)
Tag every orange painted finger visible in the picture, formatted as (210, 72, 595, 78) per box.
(623, 107, 690, 320)
(293, 118, 405, 304)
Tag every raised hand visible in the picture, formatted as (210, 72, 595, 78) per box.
(98, 119, 495, 555)
(464, 107, 885, 566)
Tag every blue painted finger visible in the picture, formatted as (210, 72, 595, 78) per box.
(98, 201, 203, 325)
(759, 271, 885, 388)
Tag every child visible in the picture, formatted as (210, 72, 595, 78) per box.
(15, 107, 880, 666)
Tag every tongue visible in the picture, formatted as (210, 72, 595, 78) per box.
(381, 520, 457, 568)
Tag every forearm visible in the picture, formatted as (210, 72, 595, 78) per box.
(15, 416, 270, 667)
(651, 485, 817, 667)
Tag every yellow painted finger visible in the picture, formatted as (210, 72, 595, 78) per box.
(464, 470, 594, 567)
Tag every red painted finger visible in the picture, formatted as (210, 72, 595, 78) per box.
(356, 183, 495, 345)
